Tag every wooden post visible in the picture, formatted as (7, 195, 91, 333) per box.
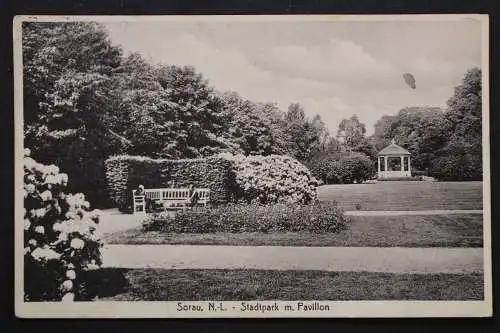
(400, 156, 404, 171)
(384, 156, 388, 172)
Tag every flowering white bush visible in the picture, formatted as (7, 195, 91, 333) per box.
(23, 148, 103, 301)
(219, 153, 319, 204)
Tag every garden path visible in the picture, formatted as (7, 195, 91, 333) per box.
(101, 244, 483, 274)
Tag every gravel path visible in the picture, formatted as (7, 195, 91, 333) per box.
(101, 244, 483, 274)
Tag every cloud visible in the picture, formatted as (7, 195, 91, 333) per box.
(254, 39, 398, 87)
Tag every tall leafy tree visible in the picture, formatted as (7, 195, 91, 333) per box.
(154, 65, 232, 158)
(23, 22, 125, 205)
(431, 68, 482, 180)
(219, 92, 292, 156)
(336, 115, 366, 150)
(284, 103, 326, 162)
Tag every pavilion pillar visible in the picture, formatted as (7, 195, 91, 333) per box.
(408, 156, 411, 174)
(377, 157, 381, 173)
(400, 156, 404, 171)
(384, 156, 388, 172)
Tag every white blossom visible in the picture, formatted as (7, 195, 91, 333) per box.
(40, 190, 52, 201)
(24, 157, 36, 170)
(70, 238, 84, 250)
(25, 183, 35, 194)
(45, 175, 57, 185)
(31, 246, 61, 261)
(34, 225, 45, 234)
(66, 270, 76, 280)
(35, 208, 47, 218)
(61, 292, 75, 302)
(61, 279, 73, 292)
(59, 173, 68, 184)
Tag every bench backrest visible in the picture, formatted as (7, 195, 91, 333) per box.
(196, 189, 210, 201)
(133, 188, 210, 201)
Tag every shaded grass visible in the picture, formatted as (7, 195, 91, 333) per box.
(103, 214, 483, 248)
(317, 181, 483, 211)
(96, 269, 484, 301)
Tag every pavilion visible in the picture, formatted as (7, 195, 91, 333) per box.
(377, 139, 411, 179)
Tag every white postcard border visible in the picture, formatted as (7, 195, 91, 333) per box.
(13, 14, 492, 318)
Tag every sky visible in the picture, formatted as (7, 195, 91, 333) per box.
(103, 17, 482, 135)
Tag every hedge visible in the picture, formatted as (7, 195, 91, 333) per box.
(142, 202, 350, 234)
(105, 155, 237, 210)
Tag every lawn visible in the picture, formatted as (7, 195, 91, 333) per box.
(317, 181, 483, 211)
(103, 214, 483, 247)
(92, 268, 483, 301)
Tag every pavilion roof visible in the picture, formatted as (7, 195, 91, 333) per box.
(378, 141, 411, 156)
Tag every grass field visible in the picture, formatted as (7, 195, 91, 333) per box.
(92, 268, 483, 301)
(318, 181, 483, 211)
(103, 214, 483, 247)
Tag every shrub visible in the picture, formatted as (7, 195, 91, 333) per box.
(306, 154, 337, 184)
(142, 202, 349, 234)
(309, 152, 374, 184)
(411, 170, 428, 177)
(429, 141, 482, 181)
(218, 153, 319, 204)
(105, 155, 237, 211)
(23, 148, 103, 301)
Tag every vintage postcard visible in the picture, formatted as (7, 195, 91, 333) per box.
(14, 14, 491, 318)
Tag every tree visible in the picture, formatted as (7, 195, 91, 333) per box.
(23, 22, 126, 205)
(218, 91, 295, 156)
(152, 65, 232, 158)
(431, 68, 482, 181)
(337, 115, 366, 150)
(370, 115, 398, 151)
(310, 114, 330, 153)
(284, 103, 327, 162)
(285, 103, 306, 123)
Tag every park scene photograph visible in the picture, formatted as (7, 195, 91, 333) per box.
(16, 15, 489, 316)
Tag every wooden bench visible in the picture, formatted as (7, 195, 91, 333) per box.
(132, 188, 210, 214)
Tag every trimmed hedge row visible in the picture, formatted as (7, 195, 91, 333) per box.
(105, 155, 237, 210)
(142, 202, 350, 234)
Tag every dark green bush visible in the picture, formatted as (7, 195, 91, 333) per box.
(308, 151, 374, 184)
(429, 141, 482, 181)
(105, 155, 237, 211)
(411, 170, 428, 177)
(142, 202, 350, 234)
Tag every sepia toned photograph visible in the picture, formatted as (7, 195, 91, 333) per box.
(14, 15, 491, 318)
